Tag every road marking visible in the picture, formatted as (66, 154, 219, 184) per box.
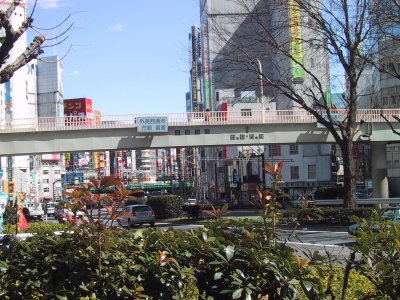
(284, 241, 348, 248)
(279, 229, 348, 234)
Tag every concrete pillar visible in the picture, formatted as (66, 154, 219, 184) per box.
(371, 143, 389, 198)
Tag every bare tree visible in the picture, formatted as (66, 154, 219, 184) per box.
(0, 0, 72, 83)
(205, 0, 394, 208)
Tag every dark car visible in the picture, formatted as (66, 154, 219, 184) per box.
(117, 204, 155, 228)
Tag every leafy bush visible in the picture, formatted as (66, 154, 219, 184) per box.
(0, 226, 194, 299)
(146, 195, 184, 219)
(182, 204, 202, 219)
(2, 221, 71, 234)
(314, 186, 344, 199)
(298, 265, 376, 299)
(351, 211, 400, 299)
(2, 205, 16, 225)
(280, 207, 374, 225)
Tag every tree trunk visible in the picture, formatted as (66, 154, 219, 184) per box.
(340, 139, 356, 208)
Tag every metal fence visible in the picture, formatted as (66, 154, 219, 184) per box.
(0, 109, 399, 133)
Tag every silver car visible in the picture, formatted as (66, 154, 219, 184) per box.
(118, 204, 155, 228)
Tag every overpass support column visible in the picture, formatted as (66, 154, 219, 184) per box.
(371, 142, 389, 198)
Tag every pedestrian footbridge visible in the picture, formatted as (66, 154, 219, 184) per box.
(0, 109, 399, 156)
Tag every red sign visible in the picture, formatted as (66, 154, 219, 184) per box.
(64, 98, 93, 118)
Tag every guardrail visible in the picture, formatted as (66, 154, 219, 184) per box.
(291, 198, 400, 206)
(0, 109, 399, 134)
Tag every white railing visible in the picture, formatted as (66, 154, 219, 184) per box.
(291, 197, 400, 206)
(0, 109, 398, 134)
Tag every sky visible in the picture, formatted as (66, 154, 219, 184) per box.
(28, 0, 200, 115)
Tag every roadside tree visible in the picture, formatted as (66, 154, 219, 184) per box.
(0, 0, 71, 82)
(205, 0, 395, 207)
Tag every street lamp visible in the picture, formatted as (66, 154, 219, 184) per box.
(250, 58, 265, 122)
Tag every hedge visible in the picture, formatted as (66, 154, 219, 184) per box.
(145, 195, 184, 219)
(280, 207, 374, 225)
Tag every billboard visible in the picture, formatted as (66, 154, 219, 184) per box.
(289, 0, 304, 80)
(41, 154, 61, 161)
(64, 98, 93, 119)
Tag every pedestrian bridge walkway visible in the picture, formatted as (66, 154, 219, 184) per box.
(0, 109, 399, 155)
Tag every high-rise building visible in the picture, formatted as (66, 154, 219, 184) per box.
(0, 1, 33, 201)
(199, 0, 334, 202)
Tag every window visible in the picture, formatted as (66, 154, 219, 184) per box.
(241, 109, 252, 117)
(290, 144, 299, 155)
(195, 129, 200, 135)
(43, 170, 49, 175)
(205, 129, 210, 134)
(308, 164, 317, 179)
(175, 130, 180, 135)
(383, 97, 388, 106)
(395, 147, 399, 152)
(43, 179, 49, 183)
(55, 170, 61, 175)
(270, 145, 281, 156)
(43, 188, 50, 193)
(394, 160, 400, 168)
(290, 166, 299, 180)
(310, 57, 315, 68)
(185, 129, 190, 135)
(391, 95, 397, 106)
(387, 160, 392, 168)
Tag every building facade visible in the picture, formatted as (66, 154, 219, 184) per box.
(198, 0, 334, 202)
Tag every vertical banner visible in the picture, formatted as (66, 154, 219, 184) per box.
(289, 0, 304, 80)
(192, 61, 198, 112)
(324, 39, 332, 107)
(202, 22, 212, 110)
(191, 26, 199, 112)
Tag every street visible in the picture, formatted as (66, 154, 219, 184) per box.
(43, 208, 356, 261)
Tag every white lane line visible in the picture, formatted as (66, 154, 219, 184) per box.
(279, 229, 349, 234)
(284, 241, 348, 248)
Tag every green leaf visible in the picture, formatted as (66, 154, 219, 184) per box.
(214, 272, 223, 280)
(33, 280, 41, 287)
(145, 232, 159, 247)
(225, 245, 234, 261)
(302, 280, 313, 292)
(232, 288, 243, 299)
(79, 284, 89, 292)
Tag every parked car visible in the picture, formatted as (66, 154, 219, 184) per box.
(45, 202, 58, 217)
(55, 208, 85, 223)
(27, 203, 44, 221)
(348, 207, 400, 235)
(184, 198, 197, 206)
(117, 204, 155, 228)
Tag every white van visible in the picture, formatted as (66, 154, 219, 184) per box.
(46, 202, 58, 216)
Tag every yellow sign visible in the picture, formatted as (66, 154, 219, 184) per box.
(289, 0, 304, 80)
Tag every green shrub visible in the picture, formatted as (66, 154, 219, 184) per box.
(2, 221, 71, 234)
(280, 207, 374, 225)
(314, 186, 344, 199)
(146, 195, 184, 219)
(298, 265, 376, 299)
(351, 210, 400, 299)
(182, 204, 202, 219)
(0, 226, 194, 299)
(2, 205, 17, 225)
